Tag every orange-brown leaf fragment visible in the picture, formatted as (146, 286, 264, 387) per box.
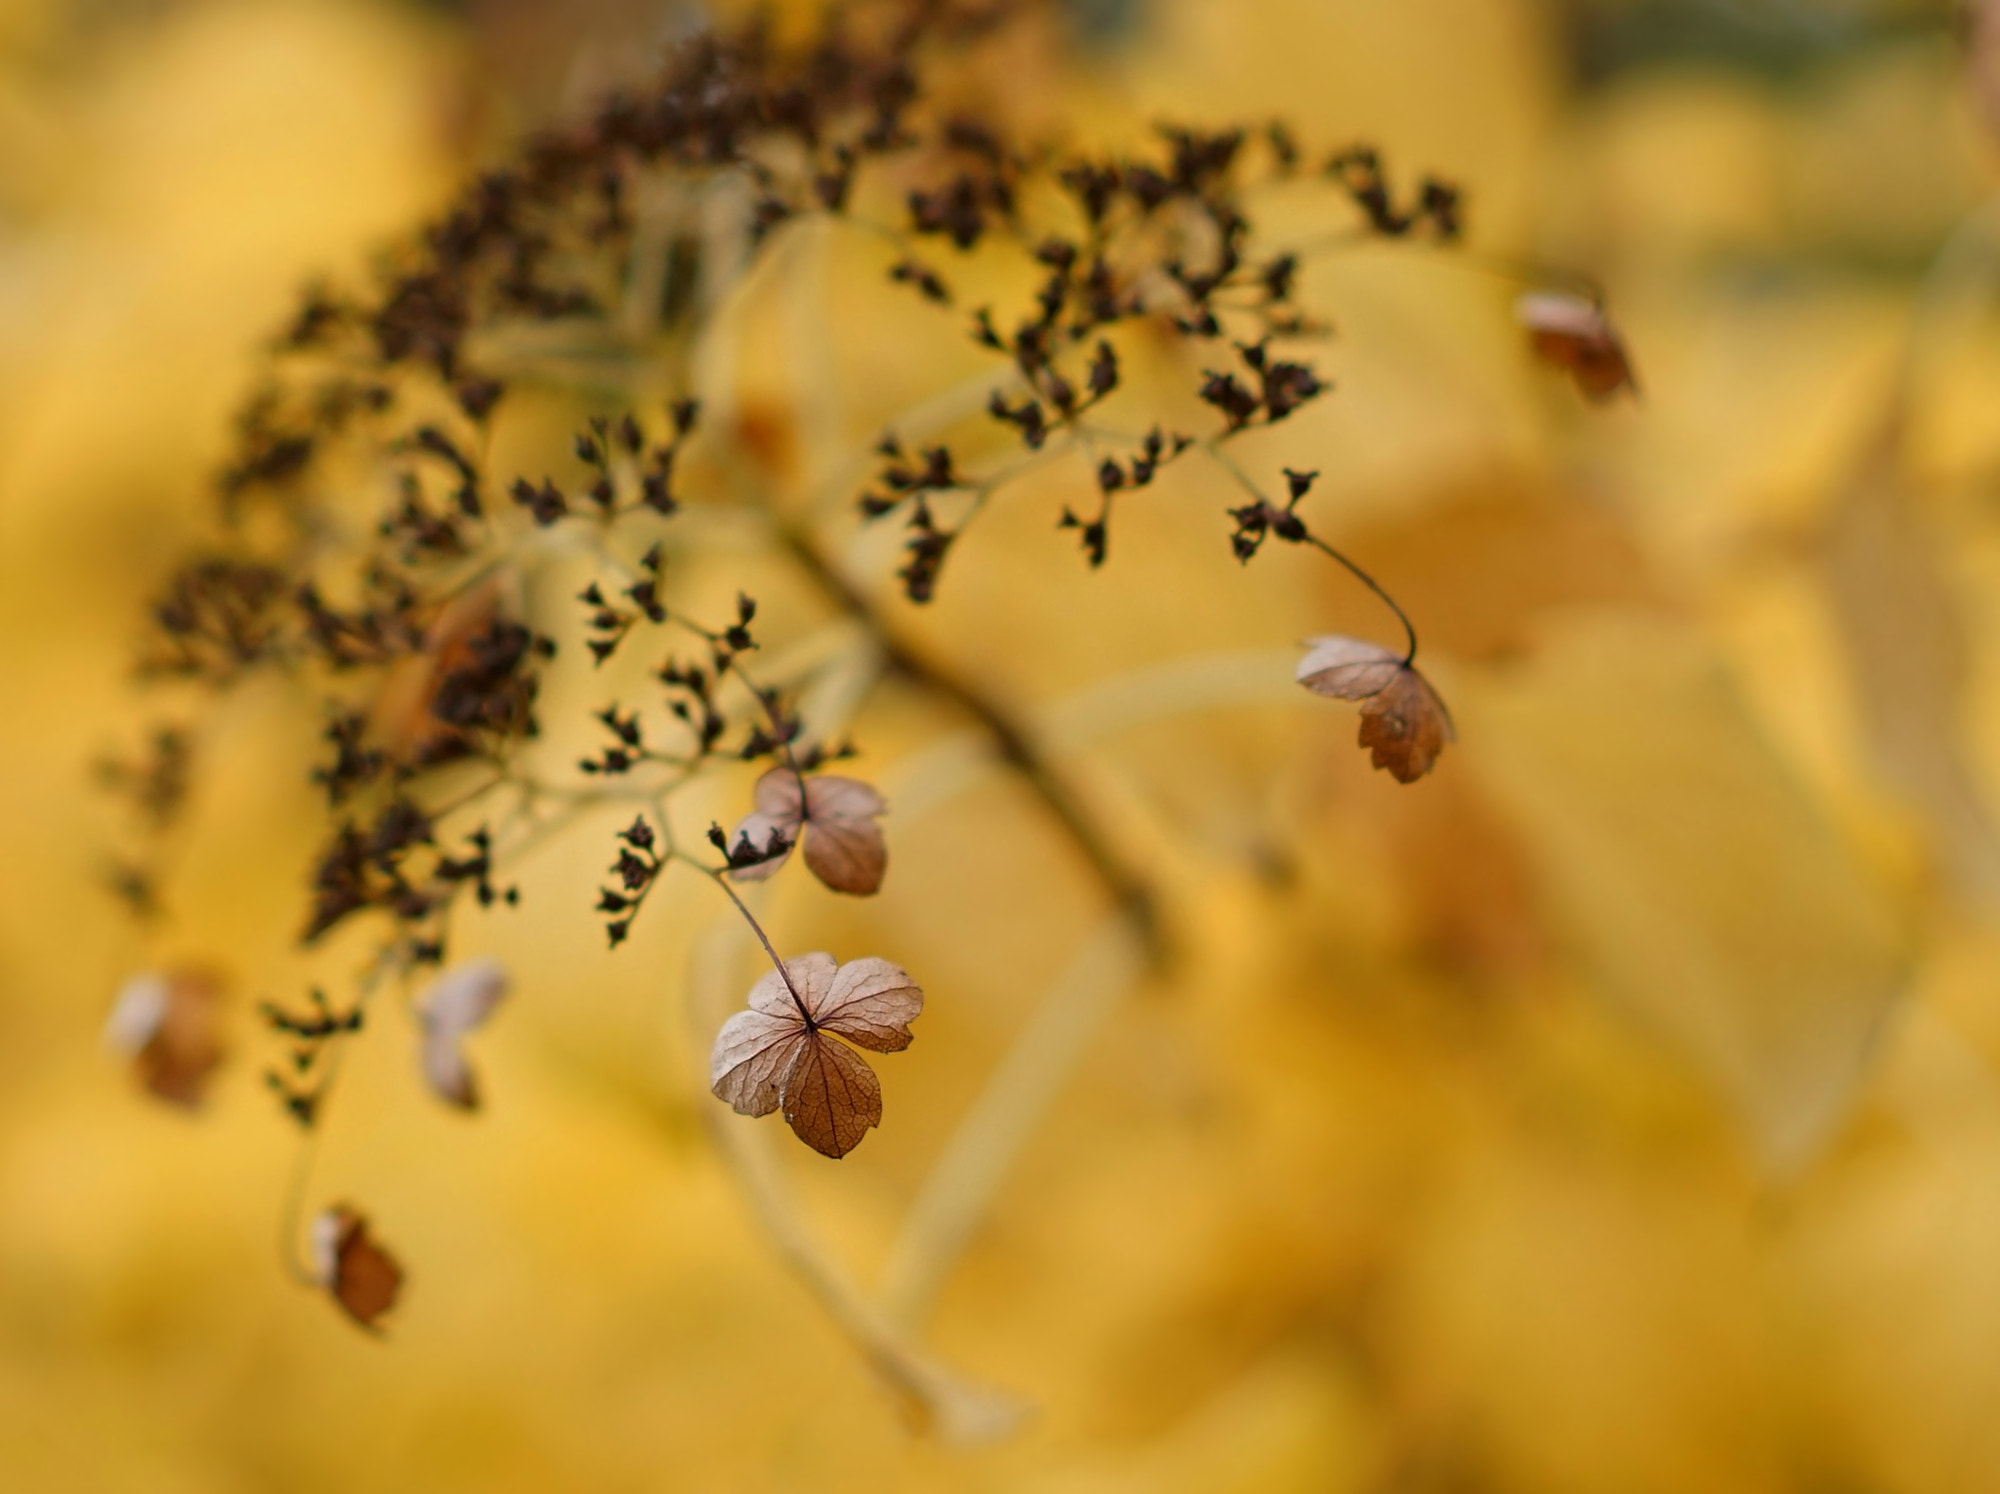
(311, 1206, 404, 1331)
(102, 968, 227, 1108)
(1297, 635, 1454, 783)
(709, 953, 922, 1158)
(727, 770, 887, 894)
(414, 956, 508, 1110)
(1515, 291, 1637, 402)
(367, 577, 507, 765)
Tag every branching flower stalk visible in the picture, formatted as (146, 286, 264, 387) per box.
(97, 0, 1630, 1430)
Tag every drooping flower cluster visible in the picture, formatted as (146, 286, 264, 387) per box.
(98, 0, 1628, 1341)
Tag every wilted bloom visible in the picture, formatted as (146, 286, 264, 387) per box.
(413, 956, 508, 1109)
(710, 953, 923, 1158)
(103, 968, 227, 1108)
(1296, 635, 1454, 783)
(726, 768, 887, 895)
(311, 1205, 404, 1330)
(1515, 290, 1637, 401)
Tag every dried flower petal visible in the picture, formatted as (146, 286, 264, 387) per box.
(414, 956, 508, 1109)
(1297, 635, 1454, 783)
(310, 1206, 404, 1330)
(781, 1035, 882, 1159)
(1515, 291, 1637, 402)
(103, 968, 226, 1108)
(709, 952, 922, 1158)
(727, 769, 887, 894)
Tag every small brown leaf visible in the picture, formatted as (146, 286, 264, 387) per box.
(414, 957, 508, 1109)
(1515, 291, 1637, 402)
(367, 577, 504, 763)
(310, 1206, 404, 1330)
(709, 953, 922, 1158)
(102, 968, 227, 1108)
(1297, 635, 1454, 783)
(727, 769, 887, 895)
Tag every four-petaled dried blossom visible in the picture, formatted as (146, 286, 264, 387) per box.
(310, 1205, 404, 1331)
(1295, 635, 1454, 783)
(1514, 291, 1637, 402)
(102, 968, 226, 1108)
(414, 957, 508, 1110)
(710, 953, 922, 1159)
(726, 769, 887, 895)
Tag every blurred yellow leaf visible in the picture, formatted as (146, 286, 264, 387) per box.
(1468, 615, 1913, 1170)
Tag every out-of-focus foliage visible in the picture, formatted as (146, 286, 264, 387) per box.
(4, 0, 2000, 1490)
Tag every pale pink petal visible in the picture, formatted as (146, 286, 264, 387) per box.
(1513, 290, 1607, 341)
(811, 956, 923, 1052)
(1295, 635, 1405, 700)
(746, 953, 836, 1017)
(710, 1008, 808, 1116)
(421, 1038, 479, 1109)
(802, 776, 885, 822)
(751, 767, 807, 818)
(414, 957, 509, 1110)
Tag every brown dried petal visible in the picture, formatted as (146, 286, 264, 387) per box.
(415, 956, 508, 1110)
(311, 1206, 404, 1330)
(799, 776, 888, 894)
(1357, 668, 1454, 783)
(779, 1032, 883, 1159)
(1514, 291, 1637, 402)
(809, 956, 922, 1052)
(103, 968, 226, 1109)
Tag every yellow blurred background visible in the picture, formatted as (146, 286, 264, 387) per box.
(6, 0, 2000, 1488)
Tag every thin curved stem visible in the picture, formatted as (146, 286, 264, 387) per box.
(1203, 439, 1421, 664)
(686, 855, 810, 1021)
(1304, 534, 1419, 666)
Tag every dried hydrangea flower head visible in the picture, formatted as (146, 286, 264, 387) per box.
(710, 953, 923, 1158)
